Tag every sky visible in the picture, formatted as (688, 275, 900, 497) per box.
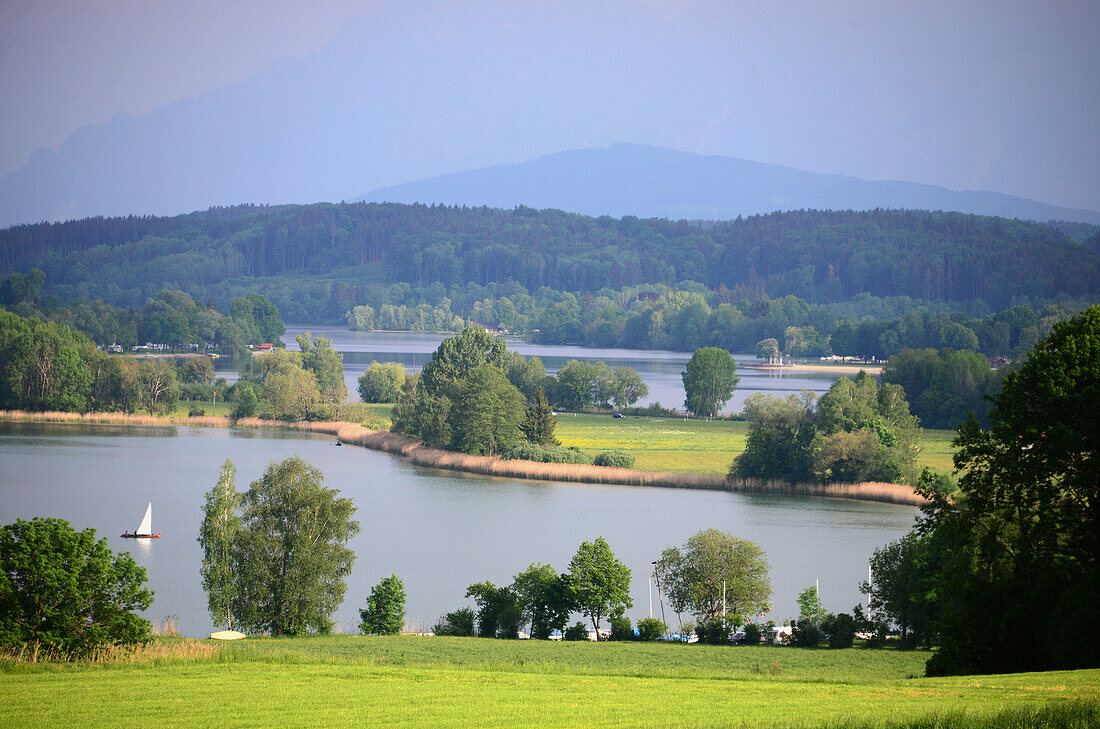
(1, 0, 1098, 213)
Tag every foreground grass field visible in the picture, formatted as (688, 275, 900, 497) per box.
(555, 414, 957, 477)
(2, 636, 1095, 729)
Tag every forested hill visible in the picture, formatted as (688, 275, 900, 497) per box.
(0, 203, 1096, 316)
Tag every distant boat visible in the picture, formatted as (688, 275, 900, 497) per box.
(121, 502, 161, 539)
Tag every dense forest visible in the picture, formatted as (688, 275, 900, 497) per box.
(1, 204, 1097, 323)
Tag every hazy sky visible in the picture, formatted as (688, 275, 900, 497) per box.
(1, 0, 1098, 211)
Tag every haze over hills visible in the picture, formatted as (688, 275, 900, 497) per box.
(1, 0, 1097, 228)
(360, 144, 1100, 224)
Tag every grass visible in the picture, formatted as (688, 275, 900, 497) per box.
(556, 414, 958, 478)
(1, 636, 1095, 728)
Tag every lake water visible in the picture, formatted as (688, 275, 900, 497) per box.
(0, 422, 916, 638)
(268, 325, 850, 414)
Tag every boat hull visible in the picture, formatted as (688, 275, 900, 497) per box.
(120, 532, 161, 539)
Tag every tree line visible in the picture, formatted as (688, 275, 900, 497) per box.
(3, 204, 1096, 318)
(2, 271, 284, 353)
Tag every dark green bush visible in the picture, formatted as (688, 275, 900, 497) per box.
(563, 622, 589, 641)
(791, 619, 822, 647)
(825, 612, 856, 649)
(742, 622, 763, 645)
(636, 617, 667, 641)
(608, 611, 633, 641)
(432, 607, 476, 637)
(593, 450, 635, 468)
(502, 443, 594, 465)
(695, 616, 737, 645)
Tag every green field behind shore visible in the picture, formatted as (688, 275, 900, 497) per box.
(168, 401, 958, 477)
(554, 413, 957, 476)
(2, 636, 1095, 729)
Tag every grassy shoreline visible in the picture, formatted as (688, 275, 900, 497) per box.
(0, 409, 927, 506)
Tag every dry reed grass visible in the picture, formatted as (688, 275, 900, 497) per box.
(0, 410, 232, 427)
(0, 640, 216, 664)
(1, 411, 926, 506)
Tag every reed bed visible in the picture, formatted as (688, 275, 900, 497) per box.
(327, 423, 927, 506)
(0, 640, 216, 664)
(2, 411, 926, 506)
(0, 410, 232, 427)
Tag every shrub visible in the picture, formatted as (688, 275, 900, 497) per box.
(791, 619, 822, 647)
(188, 405, 206, 417)
(305, 403, 337, 422)
(742, 622, 763, 645)
(432, 607, 476, 637)
(636, 617, 667, 641)
(593, 450, 635, 468)
(563, 622, 589, 641)
(502, 443, 594, 465)
(824, 612, 856, 649)
(548, 447, 593, 465)
(503, 442, 548, 462)
(608, 611, 633, 641)
(695, 616, 737, 645)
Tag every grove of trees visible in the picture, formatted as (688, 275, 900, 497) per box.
(734, 371, 921, 484)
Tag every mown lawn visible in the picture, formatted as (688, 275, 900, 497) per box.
(1, 636, 1095, 729)
(556, 414, 958, 477)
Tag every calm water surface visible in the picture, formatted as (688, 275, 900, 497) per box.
(268, 325, 850, 414)
(0, 422, 915, 637)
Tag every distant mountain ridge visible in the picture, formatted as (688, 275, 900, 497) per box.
(361, 144, 1100, 224)
(1, 0, 1097, 228)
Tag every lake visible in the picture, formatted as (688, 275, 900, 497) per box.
(0, 421, 916, 638)
(266, 325, 852, 414)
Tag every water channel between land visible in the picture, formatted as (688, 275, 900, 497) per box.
(1, 330, 914, 638)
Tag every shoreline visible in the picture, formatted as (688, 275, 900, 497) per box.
(0, 410, 925, 507)
(743, 363, 884, 375)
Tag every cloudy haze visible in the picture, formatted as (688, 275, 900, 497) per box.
(1, 0, 1097, 223)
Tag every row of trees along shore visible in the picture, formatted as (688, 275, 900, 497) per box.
(1, 307, 1096, 676)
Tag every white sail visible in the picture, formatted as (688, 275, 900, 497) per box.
(137, 502, 152, 535)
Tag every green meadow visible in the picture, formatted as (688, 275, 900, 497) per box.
(555, 414, 958, 477)
(2, 636, 1095, 729)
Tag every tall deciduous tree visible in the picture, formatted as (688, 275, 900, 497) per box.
(357, 361, 407, 403)
(359, 575, 406, 636)
(567, 537, 632, 638)
(198, 459, 241, 630)
(655, 529, 771, 623)
(232, 457, 359, 635)
(449, 365, 526, 456)
(418, 325, 508, 398)
(925, 306, 1100, 675)
(297, 332, 347, 404)
(512, 563, 574, 640)
(860, 531, 935, 648)
(134, 359, 179, 415)
(611, 366, 648, 408)
(682, 347, 739, 417)
(0, 517, 152, 655)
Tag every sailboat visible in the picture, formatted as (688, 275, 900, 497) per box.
(121, 502, 161, 539)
